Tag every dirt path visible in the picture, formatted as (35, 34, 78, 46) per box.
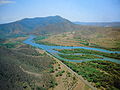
(19, 48, 96, 90)
(19, 66, 42, 77)
(46, 52, 97, 90)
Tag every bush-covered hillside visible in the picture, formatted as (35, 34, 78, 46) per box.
(0, 45, 56, 90)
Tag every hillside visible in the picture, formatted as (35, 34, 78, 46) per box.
(39, 26, 120, 50)
(0, 36, 92, 90)
(1, 15, 120, 40)
(0, 16, 76, 38)
(0, 45, 56, 90)
(74, 22, 120, 27)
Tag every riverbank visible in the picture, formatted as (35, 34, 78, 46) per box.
(46, 51, 94, 90)
(23, 35, 120, 89)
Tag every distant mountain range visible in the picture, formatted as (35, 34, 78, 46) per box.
(0, 15, 120, 38)
(74, 22, 120, 27)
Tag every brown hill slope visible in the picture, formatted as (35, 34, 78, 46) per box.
(40, 26, 120, 50)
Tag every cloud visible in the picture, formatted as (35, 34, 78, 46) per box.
(0, 0, 15, 4)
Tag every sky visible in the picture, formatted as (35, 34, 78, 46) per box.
(0, 0, 120, 24)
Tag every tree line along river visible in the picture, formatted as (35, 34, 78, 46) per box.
(23, 35, 120, 64)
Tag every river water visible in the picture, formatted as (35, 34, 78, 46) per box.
(23, 35, 120, 64)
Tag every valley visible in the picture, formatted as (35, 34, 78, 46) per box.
(0, 36, 92, 90)
(40, 27, 120, 51)
(22, 34, 120, 90)
(0, 16, 120, 90)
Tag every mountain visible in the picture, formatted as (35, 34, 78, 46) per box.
(74, 22, 120, 27)
(1, 15, 120, 39)
(0, 16, 76, 38)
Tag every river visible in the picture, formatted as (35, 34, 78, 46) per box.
(23, 35, 120, 64)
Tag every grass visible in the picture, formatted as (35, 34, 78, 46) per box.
(63, 60, 120, 89)
(58, 54, 102, 60)
(55, 48, 120, 60)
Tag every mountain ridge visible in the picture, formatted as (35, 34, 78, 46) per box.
(0, 15, 120, 39)
(0, 16, 75, 38)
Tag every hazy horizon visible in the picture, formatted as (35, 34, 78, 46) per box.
(0, 0, 120, 24)
(1, 15, 120, 25)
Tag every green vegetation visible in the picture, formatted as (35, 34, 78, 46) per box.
(0, 36, 26, 48)
(49, 80, 58, 88)
(49, 65, 54, 73)
(66, 71, 71, 77)
(0, 45, 57, 90)
(56, 48, 120, 60)
(0, 41, 22, 48)
(58, 54, 102, 60)
(34, 35, 58, 46)
(0, 34, 27, 39)
(15, 45, 43, 56)
(42, 27, 120, 51)
(89, 42, 120, 51)
(74, 37, 116, 50)
(73, 27, 120, 51)
(63, 60, 120, 89)
(34, 36, 48, 41)
(74, 37, 90, 46)
(58, 66, 61, 69)
(55, 70, 65, 77)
